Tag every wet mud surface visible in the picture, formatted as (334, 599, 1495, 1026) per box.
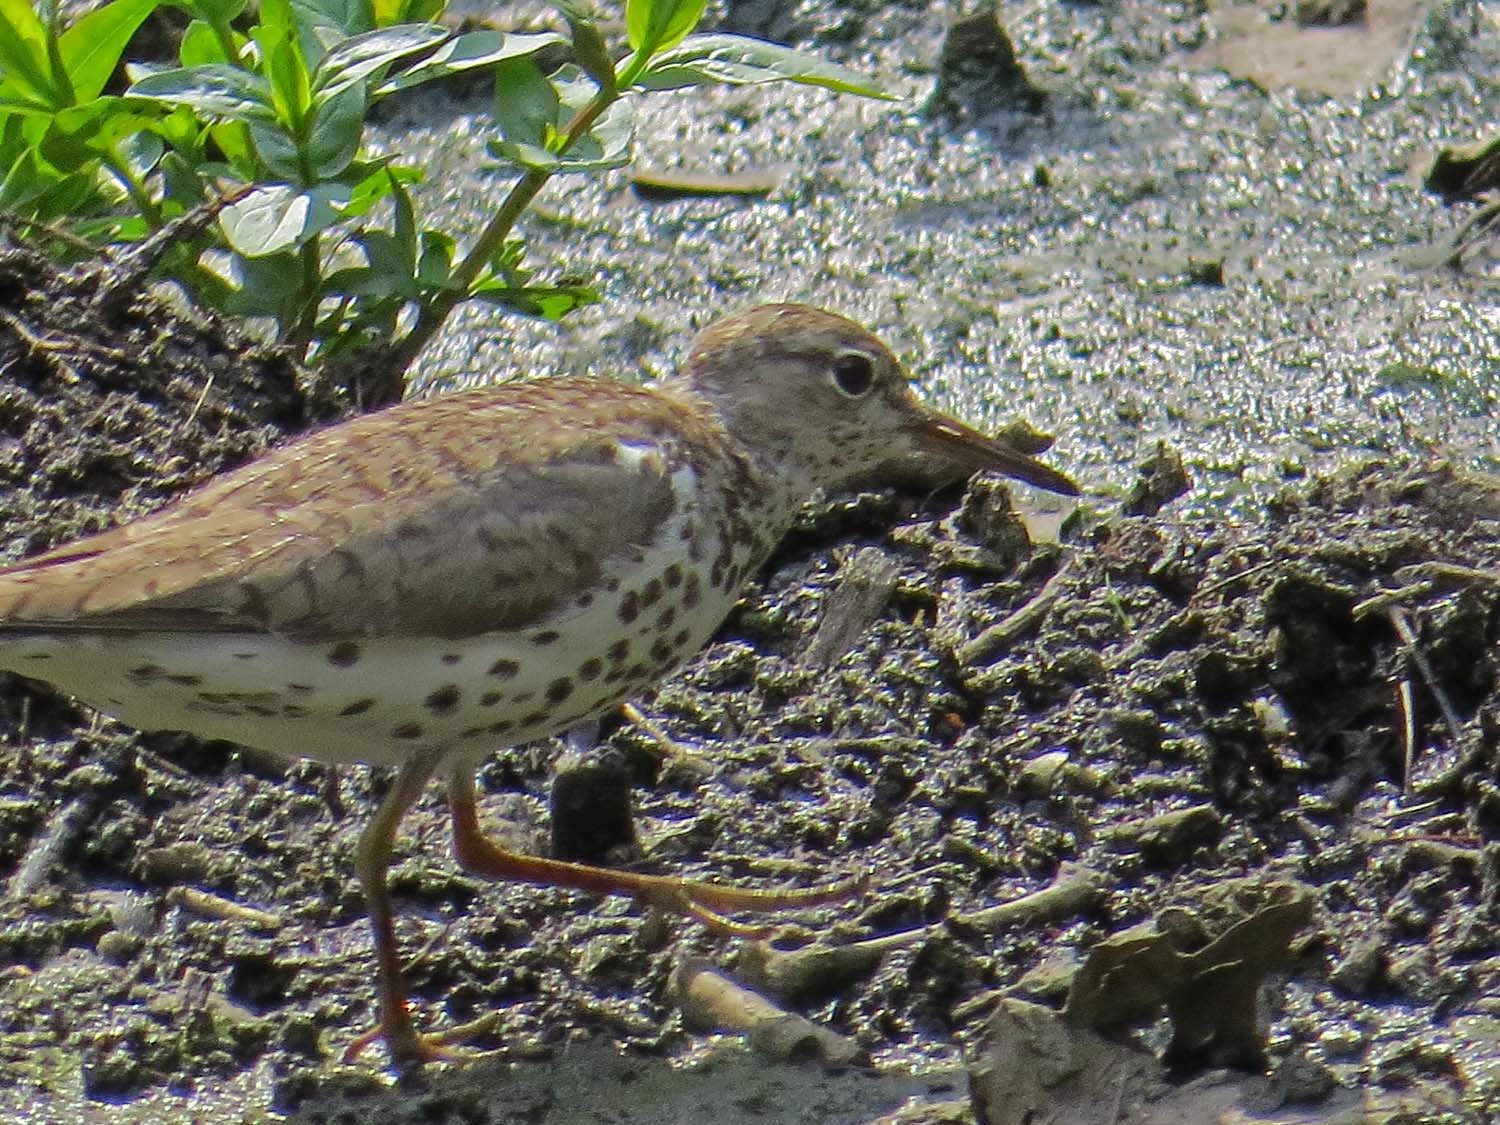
(2, 250, 1499, 1122)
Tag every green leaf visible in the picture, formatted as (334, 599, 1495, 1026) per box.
(546, 1, 614, 91)
(489, 62, 632, 173)
(73, 211, 152, 242)
(219, 181, 347, 254)
(208, 119, 254, 170)
(0, 0, 69, 107)
(336, 160, 418, 218)
(468, 279, 597, 319)
(0, 145, 55, 211)
(324, 248, 413, 297)
(260, 0, 296, 33)
(182, 0, 248, 26)
(0, 88, 53, 117)
(624, 0, 703, 56)
(568, 93, 631, 166)
(152, 104, 202, 149)
(389, 165, 414, 261)
(179, 19, 232, 66)
(492, 55, 557, 148)
(257, 23, 312, 128)
(129, 65, 277, 123)
(25, 169, 103, 222)
(373, 30, 562, 96)
(371, 0, 441, 26)
(58, 0, 163, 102)
(158, 148, 204, 205)
(199, 247, 304, 318)
(117, 126, 165, 177)
(295, 0, 374, 37)
(306, 82, 363, 176)
(415, 228, 454, 287)
(248, 118, 300, 178)
(487, 137, 556, 171)
(312, 23, 448, 102)
(636, 33, 895, 98)
(45, 96, 162, 167)
(547, 0, 592, 22)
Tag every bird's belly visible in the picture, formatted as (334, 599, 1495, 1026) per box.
(0, 567, 738, 768)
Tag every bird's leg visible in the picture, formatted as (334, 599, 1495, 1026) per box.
(447, 769, 864, 936)
(343, 750, 449, 1066)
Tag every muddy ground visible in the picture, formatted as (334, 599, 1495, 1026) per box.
(1, 247, 1498, 1125)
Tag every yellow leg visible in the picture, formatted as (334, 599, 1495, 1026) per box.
(447, 769, 864, 935)
(343, 750, 447, 1065)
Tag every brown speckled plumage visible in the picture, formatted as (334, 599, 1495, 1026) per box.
(0, 303, 1076, 1065)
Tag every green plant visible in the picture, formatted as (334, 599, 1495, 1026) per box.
(0, 0, 892, 397)
(0, 0, 169, 230)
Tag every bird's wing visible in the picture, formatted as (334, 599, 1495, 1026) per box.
(0, 383, 698, 640)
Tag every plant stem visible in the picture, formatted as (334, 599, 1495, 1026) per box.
(103, 148, 161, 229)
(288, 232, 322, 361)
(382, 84, 620, 383)
(206, 14, 239, 65)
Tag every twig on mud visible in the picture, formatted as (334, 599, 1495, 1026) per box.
(739, 863, 1103, 1001)
(1397, 562, 1500, 589)
(672, 958, 862, 1064)
(6, 795, 98, 899)
(958, 559, 1075, 666)
(1357, 563, 1500, 619)
(0, 309, 85, 384)
(1397, 677, 1416, 794)
(800, 547, 900, 669)
(84, 186, 254, 317)
(1194, 558, 1279, 598)
(620, 701, 690, 759)
(1352, 581, 1436, 620)
(166, 886, 282, 930)
(1388, 608, 1465, 752)
(1376, 600, 1495, 801)
(181, 373, 215, 433)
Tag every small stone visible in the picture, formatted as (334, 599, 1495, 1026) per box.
(1123, 442, 1191, 517)
(137, 840, 214, 884)
(1106, 804, 1223, 866)
(1330, 937, 1386, 997)
(1014, 750, 1069, 797)
(95, 929, 141, 964)
(927, 11, 1046, 122)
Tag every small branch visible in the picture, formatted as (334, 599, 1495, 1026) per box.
(1388, 607, 1465, 753)
(86, 186, 253, 317)
(381, 87, 620, 393)
(740, 863, 1103, 1001)
(166, 886, 282, 930)
(1397, 677, 1416, 795)
(672, 958, 861, 1065)
(957, 559, 1074, 666)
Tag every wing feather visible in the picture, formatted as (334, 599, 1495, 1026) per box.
(0, 382, 699, 640)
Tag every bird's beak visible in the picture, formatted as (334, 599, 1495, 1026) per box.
(908, 410, 1080, 496)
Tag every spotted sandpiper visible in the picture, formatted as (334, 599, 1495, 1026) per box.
(0, 303, 1077, 1064)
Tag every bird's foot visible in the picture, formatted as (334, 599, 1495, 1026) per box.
(450, 770, 868, 935)
(343, 1008, 504, 1066)
(632, 868, 870, 937)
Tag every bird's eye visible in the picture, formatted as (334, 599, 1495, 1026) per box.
(830, 353, 875, 397)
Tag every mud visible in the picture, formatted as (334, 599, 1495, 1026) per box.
(0, 249, 1497, 1122)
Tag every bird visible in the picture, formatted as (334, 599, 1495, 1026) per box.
(0, 303, 1078, 1065)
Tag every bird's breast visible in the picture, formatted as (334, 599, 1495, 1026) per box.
(0, 457, 797, 769)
